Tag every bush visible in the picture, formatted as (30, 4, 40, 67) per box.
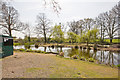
(36, 50, 42, 53)
(83, 47, 86, 49)
(117, 64, 120, 68)
(51, 45, 54, 48)
(80, 57, 86, 61)
(80, 46, 82, 49)
(88, 58, 95, 62)
(72, 55, 78, 59)
(14, 43, 21, 46)
(19, 49, 25, 52)
(24, 43, 31, 49)
(75, 45, 79, 49)
(59, 52, 64, 57)
(35, 44, 39, 48)
(104, 46, 108, 48)
(26, 49, 33, 52)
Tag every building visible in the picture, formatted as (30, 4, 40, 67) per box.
(0, 35, 13, 58)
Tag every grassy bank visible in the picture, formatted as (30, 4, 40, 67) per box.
(50, 55, 118, 78)
(11, 51, 118, 78)
(104, 39, 120, 43)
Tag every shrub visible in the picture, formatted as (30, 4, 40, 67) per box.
(19, 49, 25, 52)
(59, 52, 64, 57)
(117, 64, 120, 68)
(35, 44, 39, 48)
(26, 49, 33, 52)
(72, 55, 78, 59)
(36, 50, 42, 53)
(104, 46, 108, 48)
(75, 45, 79, 49)
(51, 45, 54, 48)
(88, 58, 95, 62)
(14, 43, 20, 46)
(83, 47, 86, 49)
(80, 46, 82, 49)
(80, 57, 86, 61)
(24, 43, 31, 49)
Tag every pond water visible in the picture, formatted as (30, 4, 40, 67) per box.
(14, 45, 119, 66)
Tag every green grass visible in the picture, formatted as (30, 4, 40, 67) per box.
(104, 39, 120, 43)
(13, 43, 21, 46)
(13, 51, 118, 78)
(26, 68, 43, 73)
(49, 56, 118, 78)
(14, 49, 48, 54)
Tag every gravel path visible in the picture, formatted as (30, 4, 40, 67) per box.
(2, 52, 57, 78)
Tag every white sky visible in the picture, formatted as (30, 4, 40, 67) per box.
(3, 0, 119, 38)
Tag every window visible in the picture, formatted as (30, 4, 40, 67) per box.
(3, 38, 13, 46)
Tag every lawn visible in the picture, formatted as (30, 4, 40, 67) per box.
(104, 39, 120, 43)
(2, 51, 118, 78)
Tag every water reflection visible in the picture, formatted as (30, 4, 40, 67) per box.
(14, 45, 118, 66)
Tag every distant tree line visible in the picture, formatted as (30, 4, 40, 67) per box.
(67, 2, 120, 44)
(0, 0, 120, 45)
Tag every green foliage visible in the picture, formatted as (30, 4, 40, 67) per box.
(15, 49, 48, 54)
(19, 49, 25, 52)
(35, 44, 39, 48)
(26, 49, 33, 52)
(104, 39, 120, 43)
(117, 64, 120, 68)
(88, 58, 95, 62)
(13, 43, 21, 46)
(80, 28, 99, 45)
(24, 43, 31, 49)
(50, 25, 64, 43)
(67, 32, 80, 43)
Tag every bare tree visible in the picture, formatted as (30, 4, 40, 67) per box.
(83, 18, 94, 31)
(21, 23, 32, 42)
(77, 20, 85, 36)
(103, 5, 119, 43)
(68, 21, 80, 35)
(0, 2, 26, 36)
(35, 13, 50, 44)
(96, 13, 106, 42)
(44, 0, 61, 13)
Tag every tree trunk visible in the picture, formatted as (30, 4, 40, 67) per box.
(8, 26, 12, 37)
(43, 30, 47, 44)
(87, 40, 89, 47)
(110, 38, 112, 44)
(100, 26, 103, 43)
(9, 30, 12, 37)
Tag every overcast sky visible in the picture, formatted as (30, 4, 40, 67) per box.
(3, 0, 119, 38)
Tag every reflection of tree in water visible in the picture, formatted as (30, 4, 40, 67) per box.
(80, 49, 91, 59)
(59, 46, 118, 66)
(67, 48, 92, 59)
(67, 48, 79, 57)
(107, 51, 116, 66)
(48, 47, 52, 52)
(60, 47, 63, 52)
(94, 50, 117, 66)
(44, 47, 46, 52)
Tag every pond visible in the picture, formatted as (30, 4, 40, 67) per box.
(14, 45, 119, 66)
